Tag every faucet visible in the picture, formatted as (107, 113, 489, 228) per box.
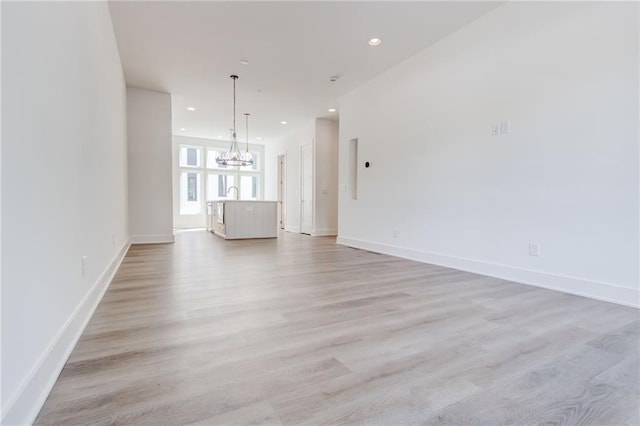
(227, 186, 239, 200)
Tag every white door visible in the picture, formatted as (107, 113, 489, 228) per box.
(277, 155, 286, 230)
(300, 145, 313, 234)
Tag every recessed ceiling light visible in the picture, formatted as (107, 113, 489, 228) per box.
(217, 135, 223, 139)
(280, 121, 287, 125)
(256, 137, 262, 140)
(328, 108, 337, 112)
(186, 107, 195, 111)
(240, 60, 249, 65)
(180, 128, 187, 131)
(368, 38, 382, 46)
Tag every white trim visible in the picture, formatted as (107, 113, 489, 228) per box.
(336, 236, 639, 309)
(130, 234, 175, 244)
(311, 228, 338, 237)
(285, 226, 301, 234)
(1, 240, 131, 425)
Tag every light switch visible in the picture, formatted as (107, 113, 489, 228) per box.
(501, 120, 511, 134)
(528, 242, 540, 257)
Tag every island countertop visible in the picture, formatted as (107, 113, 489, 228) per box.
(207, 200, 278, 204)
(208, 200, 278, 239)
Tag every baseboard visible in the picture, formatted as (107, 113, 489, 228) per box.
(336, 236, 639, 309)
(311, 228, 338, 237)
(130, 234, 174, 244)
(285, 226, 300, 234)
(1, 240, 131, 425)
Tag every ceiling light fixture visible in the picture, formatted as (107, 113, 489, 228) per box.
(280, 121, 287, 125)
(256, 137, 262, 140)
(215, 75, 253, 167)
(180, 127, 187, 131)
(187, 107, 196, 111)
(240, 60, 249, 65)
(368, 38, 382, 46)
(328, 108, 337, 112)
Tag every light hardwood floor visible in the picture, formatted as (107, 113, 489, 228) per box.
(36, 230, 639, 425)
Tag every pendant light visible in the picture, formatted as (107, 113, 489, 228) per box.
(216, 75, 253, 167)
(244, 112, 252, 165)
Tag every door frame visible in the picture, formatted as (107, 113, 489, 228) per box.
(277, 154, 286, 230)
(300, 144, 313, 234)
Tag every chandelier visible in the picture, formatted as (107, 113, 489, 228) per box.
(216, 75, 253, 167)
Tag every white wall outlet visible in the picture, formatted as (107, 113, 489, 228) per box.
(528, 242, 541, 257)
(393, 229, 399, 238)
(491, 123, 500, 136)
(81, 256, 88, 276)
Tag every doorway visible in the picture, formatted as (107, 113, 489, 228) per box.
(277, 154, 286, 230)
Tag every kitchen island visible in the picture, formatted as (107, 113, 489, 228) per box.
(208, 200, 278, 239)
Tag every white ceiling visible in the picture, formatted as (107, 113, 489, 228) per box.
(108, 1, 501, 144)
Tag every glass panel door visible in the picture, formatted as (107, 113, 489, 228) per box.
(179, 171, 202, 214)
(206, 173, 236, 200)
(240, 175, 259, 200)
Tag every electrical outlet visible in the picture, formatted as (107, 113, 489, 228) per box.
(491, 123, 500, 136)
(393, 229, 399, 238)
(528, 242, 540, 257)
(81, 256, 88, 276)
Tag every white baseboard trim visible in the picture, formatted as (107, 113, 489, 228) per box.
(336, 236, 639, 309)
(285, 226, 300, 234)
(1, 240, 132, 425)
(311, 228, 338, 237)
(130, 234, 175, 244)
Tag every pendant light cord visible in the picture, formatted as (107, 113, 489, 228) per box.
(231, 75, 238, 138)
(245, 113, 249, 153)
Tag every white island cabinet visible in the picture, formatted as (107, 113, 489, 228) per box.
(208, 200, 278, 239)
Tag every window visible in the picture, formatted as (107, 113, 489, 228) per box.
(218, 175, 226, 197)
(186, 148, 197, 166)
(206, 174, 235, 201)
(176, 142, 264, 221)
(179, 146, 202, 168)
(240, 175, 259, 200)
(179, 171, 201, 215)
(187, 173, 197, 201)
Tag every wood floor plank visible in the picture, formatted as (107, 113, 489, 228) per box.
(35, 230, 640, 425)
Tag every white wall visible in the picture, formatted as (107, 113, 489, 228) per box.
(338, 2, 639, 307)
(314, 119, 339, 236)
(1, 2, 130, 423)
(127, 87, 174, 243)
(263, 140, 282, 203)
